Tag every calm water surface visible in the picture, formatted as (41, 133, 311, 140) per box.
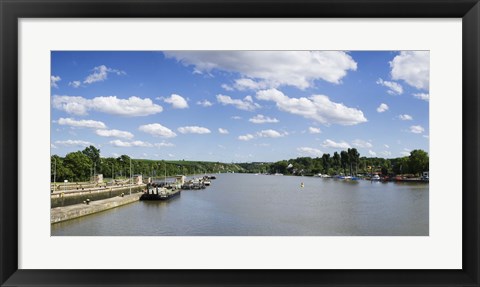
(51, 173, 428, 236)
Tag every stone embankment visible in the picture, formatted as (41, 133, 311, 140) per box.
(51, 192, 143, 224)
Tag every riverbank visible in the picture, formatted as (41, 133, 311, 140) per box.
(51, 192, 143, 224)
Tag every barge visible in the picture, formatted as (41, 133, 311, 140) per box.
(140, 184, 181, 201)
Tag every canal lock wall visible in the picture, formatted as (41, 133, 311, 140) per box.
(51, 185, 146, 208)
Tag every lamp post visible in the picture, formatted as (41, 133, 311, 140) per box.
(129, 157, 132, 195)
(53, 157, 56, 193)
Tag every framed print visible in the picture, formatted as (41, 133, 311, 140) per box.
(1, 0, 479, 286)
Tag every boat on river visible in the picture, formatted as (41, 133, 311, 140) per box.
(140, 183, 181, 201)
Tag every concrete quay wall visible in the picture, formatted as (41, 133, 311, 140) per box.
(51, 192, 143, 224)
(51, 185, 146, 208)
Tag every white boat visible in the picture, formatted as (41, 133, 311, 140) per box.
(371, 174, 381, 181)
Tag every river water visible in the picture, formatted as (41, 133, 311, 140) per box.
(51, 173, 428, 236)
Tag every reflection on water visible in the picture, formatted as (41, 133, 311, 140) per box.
(51, 173, 428, 236)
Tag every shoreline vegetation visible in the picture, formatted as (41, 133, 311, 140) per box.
(51, 146, 429, 183)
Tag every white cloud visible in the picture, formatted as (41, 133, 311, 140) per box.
(51, 75, 61, 88)
(139, 123, 177, 138)
(164, 51, 357, 90)
(257, 129, 287, 138)
(423, 135, 429, 139)
(368, 150, 377, 156)
(68, 81, 81, 88)
(297, 147, 323, 157)
(110, 140, 152, 147)
(322, 139, 351, 149)
(95, 129, 134, 139)
(221, 84, 234, 91)
(376, 103, 389, 113)
(177, 126, 211, 134)
(233, 78, 269, 91)
(238, 134, 254, 141)
(256, 89, 367, 126)
(218, 128, 229, 134)
(84, 65, 126, 84)
(231, 116, 242, 120)
(154, 142, 174, 147)
(164, 94, 188, 109)
(384, 144, 390, 148)
(57, 117, 106, 129)
(197, 99, 213, 107)
(376, 78, 403, 95)
(390, 51, 429, 90)
(308, 127, 321, 134)
(410, 125, 425, 134)
(55, 140, 94, 147)
(413, 93, 429, 101)
(400, 151, 411, 157)
(52, 95, 163, 117)
(352, 139, 373, 148)
(50, 143, 57, 149)
(216, 94, 261, 111)
(249, 114, 279, 124)
(399, 114, 413, 121)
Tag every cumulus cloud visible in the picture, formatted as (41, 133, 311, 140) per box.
(308, 127, 321, 134)
(177, 126, 211, 134)
(400, 151, 411, 157)
(322, 139, 351, 149)
(352, 139, 373, 148)
(51, 75, 61, 88)
(249, 114, 279, 124)
(221, 84, 234, 91)
(52, 95, 163, 116)
(368, 150, 377, 156)
(297, 147, 323, 157)
(390, 51, 429, 90)
(257, 129, 287, 138)
(376, 103, 389, 113)
(57, 117, 106, 129)
(376, 78, 403, 95)
(197, 99, 213, 107)
(238, 134, 254, 141)
(164, 51, 357, 90)
(55, 140, 94, 147)
(399, 114, 413, 121)
(410, 125, 425, 134)
(95, 129, 134, 139)
(84, 65, 126, 84)
(216, 94, 260, 111)
(232, 78, 269, 91)
(256, 89, 367, 126)
(110, 140, 152, 147)
(68, 81, 82, 88)
(413, 93, 429, 101)
(163, 94, 188, 109)
(218, 128, 229, 134)
(139, 123, 177, 138)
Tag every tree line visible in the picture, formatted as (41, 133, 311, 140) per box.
(239, 148, 429, 177)
(51, 146, 243, 182)
(51, 146, 429, 182)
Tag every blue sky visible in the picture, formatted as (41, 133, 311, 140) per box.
(50, 51, 429, 162)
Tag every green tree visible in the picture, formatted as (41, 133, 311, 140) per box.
(82, 145, 100, 174)
(64, 151, 92, 181)
(321, 153, 331, 174)
(332, 152, 341, 174)
(409, 149, 429, 176)
(340, 150, 349, 175)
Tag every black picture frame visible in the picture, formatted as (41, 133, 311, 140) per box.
(1, 0, 479, 286)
